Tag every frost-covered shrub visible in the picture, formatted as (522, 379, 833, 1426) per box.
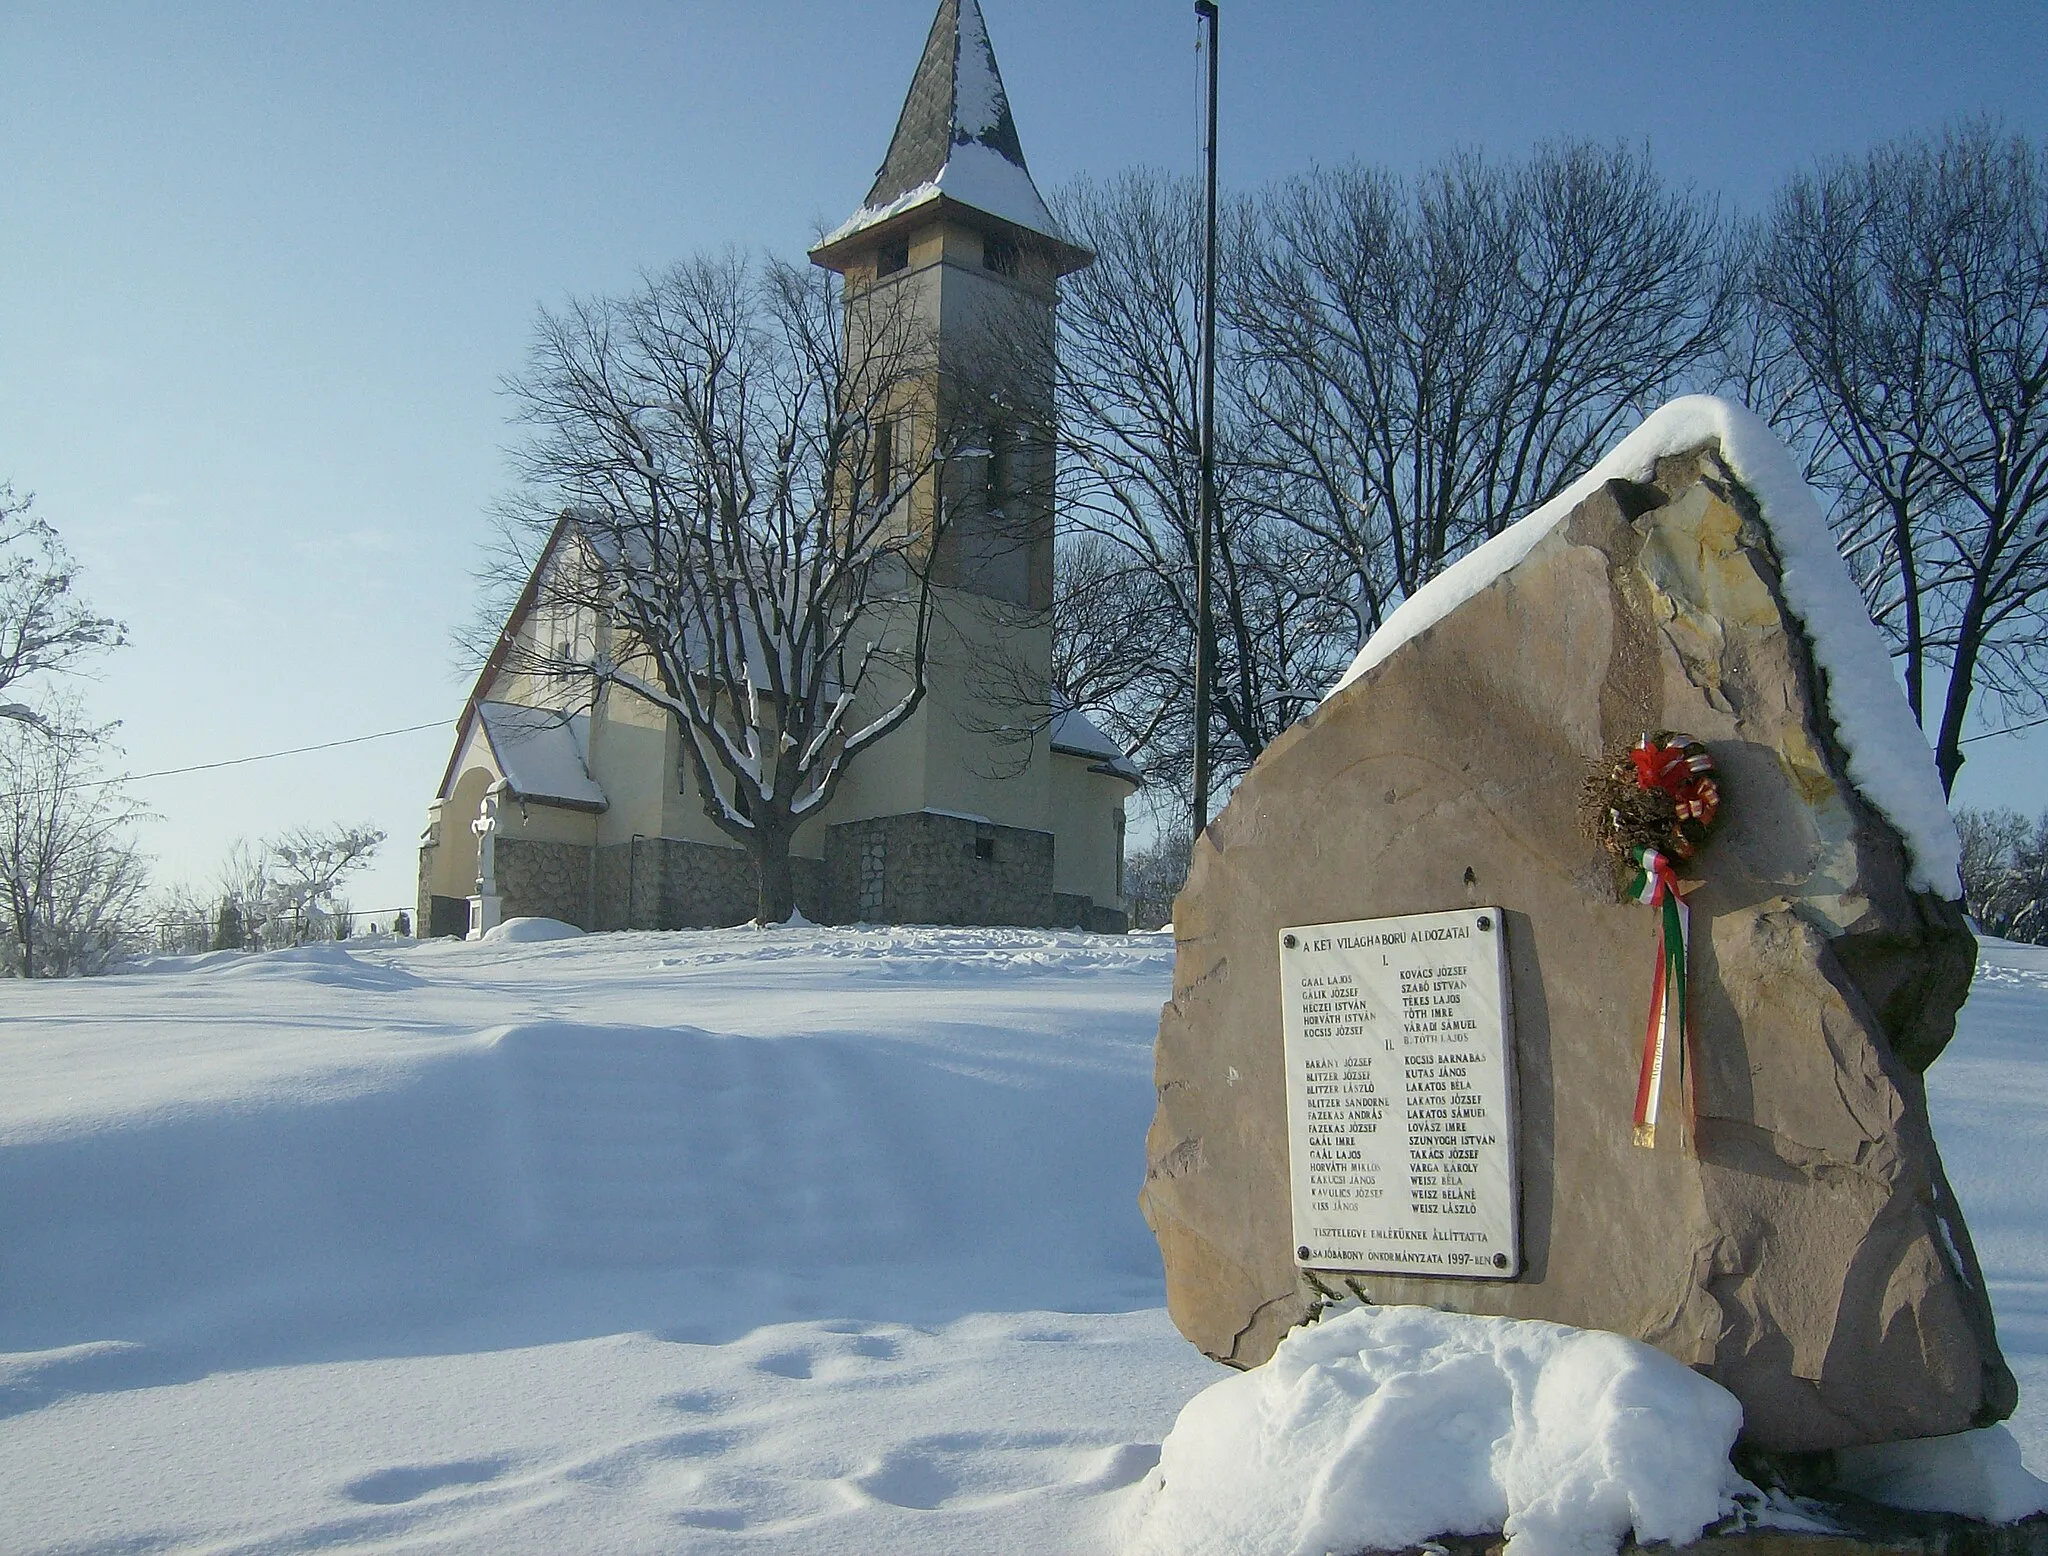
(1957, 807, 2048, 944)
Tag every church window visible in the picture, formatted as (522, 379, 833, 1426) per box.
(985, 422, 1010, 515)
(871, 416, 896, 505)
(877, 240, 909, 277)
(1115, 810, 1127, 899)
(975, 834, 995, 862)
(982, 232, 1018, 276)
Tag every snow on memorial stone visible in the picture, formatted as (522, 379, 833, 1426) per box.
(1140, 397, 2011, 1453)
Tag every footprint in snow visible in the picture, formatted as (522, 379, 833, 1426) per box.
(752, 1327, 906, 1380)
(343, 1457, 512, 1506)
(851, 1430, 1154, 1511)
(661, 1387, 734, 1414)
(566, 1429, 739, 1490)
(753, 1348, 815, 1379)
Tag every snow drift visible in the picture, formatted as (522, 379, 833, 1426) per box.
(0, 927, 2044, 1552)
(1118, 1304, 1746, 1556)
(1836, 1426, 2048, 1524)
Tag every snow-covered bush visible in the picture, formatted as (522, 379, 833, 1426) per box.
(1957, 807, 2048, 944)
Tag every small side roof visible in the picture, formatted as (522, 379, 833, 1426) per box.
(1052, 704, 1141, 785)
(475, 702, 607, 812)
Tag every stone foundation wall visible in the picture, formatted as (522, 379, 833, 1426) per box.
(824, 813, 1055, 926)
(493, 837, 595, 928)
(1053, 891, 1130, 935)
(591, 836, 826, 928)
(426, 814, 1120, 933)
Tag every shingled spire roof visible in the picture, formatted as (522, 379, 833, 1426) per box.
(811, 0, 1086, 271)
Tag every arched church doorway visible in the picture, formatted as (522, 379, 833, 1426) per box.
(427, 766, 496, 936)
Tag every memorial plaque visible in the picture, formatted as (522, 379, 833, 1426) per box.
(1279, 907, 1519, 1278)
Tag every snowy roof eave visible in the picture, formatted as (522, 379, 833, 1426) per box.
(1051, 705, 1142, 786)
(808, 187, 1092, 276)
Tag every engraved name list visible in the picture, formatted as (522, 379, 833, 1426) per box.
(1278, 907, 1519, 1279)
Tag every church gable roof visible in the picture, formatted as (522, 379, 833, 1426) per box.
(814, 0, 1070, 258)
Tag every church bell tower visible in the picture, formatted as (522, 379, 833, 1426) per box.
(808, 0, 1091, 614)
(799, 0, 1131, 924)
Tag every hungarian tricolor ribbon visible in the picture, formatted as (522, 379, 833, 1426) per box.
(1586, 731, 1718, 1149)
(1627, 845, 1689, 1149)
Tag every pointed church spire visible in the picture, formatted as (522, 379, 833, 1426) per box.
(811, 0, 1087, 273)
(865, 0, 1030, 214)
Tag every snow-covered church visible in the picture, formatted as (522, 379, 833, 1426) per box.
(416, 0, 1138, 937)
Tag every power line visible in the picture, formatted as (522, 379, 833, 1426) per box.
(1961, 714, 2048, 745)
(98, 719, 448, 790)
(0, 718, 450, 806)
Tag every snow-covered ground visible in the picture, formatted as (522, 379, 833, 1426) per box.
(0, 926, 2042, 1553)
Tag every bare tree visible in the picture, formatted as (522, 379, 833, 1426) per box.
(1053, 171, 1356, 808)
(182, 826, 380, 949)
(1236, 142, 1737, 632)
(268, 823, 383, 943)
(1752, 123, 2048, 792)
(0, 723, 148, 977)
(0, 485, 125, 733)
(1956, 806, 2048, 943)
(212, 838, 274, 947)
(1122, 810, 1193, 932)
(1052, 532, 1188, 788)
(144, 881, 216, 955)
(499, 251, 976, 922)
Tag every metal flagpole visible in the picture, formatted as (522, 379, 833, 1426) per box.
(1192, 0, 1219, 837)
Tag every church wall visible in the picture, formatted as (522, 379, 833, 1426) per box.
(915, 600, 1052, 830)
(1049, 753, 1130, 912)
(496, 798, 598, 848)
(586, 687, 675, 844)
(932, 237, 1056, 612)
(425, 765, 497, 901)
(586, 679, 831, 863)
(809, 609, 1054, 840)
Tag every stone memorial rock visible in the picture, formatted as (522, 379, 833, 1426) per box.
(1141, 400, 2013, 1454)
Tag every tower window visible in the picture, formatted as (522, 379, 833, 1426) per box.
(871, 416, 896, 503)
(975, 835, 995, 862)
(877, 240, 909, 277)
(982, 232, 1018, 276)
(985, 421, 1013, 516)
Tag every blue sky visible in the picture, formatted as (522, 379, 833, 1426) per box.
(4, 1, 2047, 918)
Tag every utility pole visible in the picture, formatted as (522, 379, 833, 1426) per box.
(1192, 0, 1219, 837)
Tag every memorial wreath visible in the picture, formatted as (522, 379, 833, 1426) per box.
(1582, 733, 1721, 1151)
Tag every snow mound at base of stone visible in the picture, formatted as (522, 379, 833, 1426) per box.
(1835, 1425, 2048, 1524)
(1117, 1304, 1746, 1556)
(480, 916, 583, 943)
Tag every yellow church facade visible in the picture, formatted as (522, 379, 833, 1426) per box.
(417, 0, 1138, 936)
